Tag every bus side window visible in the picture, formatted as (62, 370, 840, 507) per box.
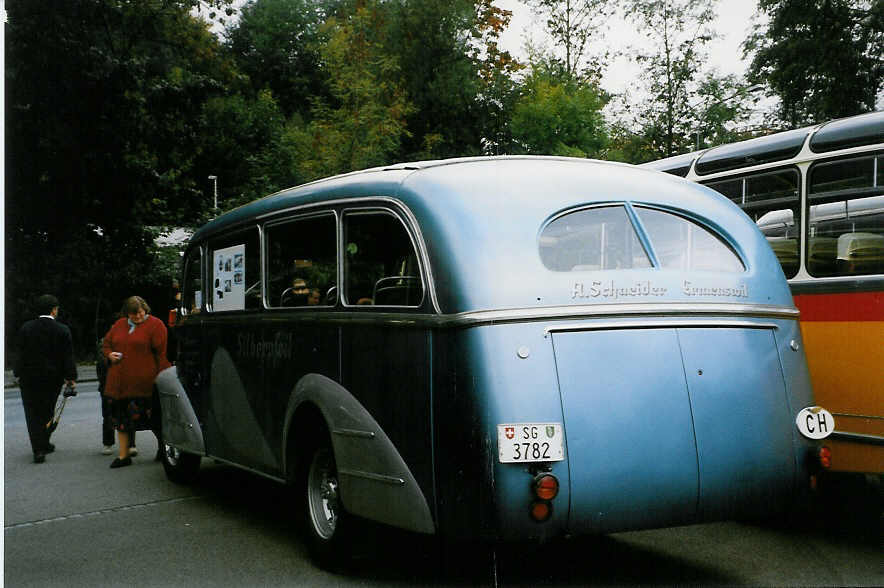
(265, 214, 338, 308)
(809, 155, 884, 278)
(704, 168, 800, 278)
(343, 211, 424, 307)
(209, 228, 262, 312)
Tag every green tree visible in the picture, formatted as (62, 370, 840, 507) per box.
(510, 64, 609, 156)
(290, 0, 414, 180)
(526, 0, 614, 81)
(197, 90, 291, 209)
(224, 0, 341, 120)
(386, 0, 486, 159)
(744, 0, 883, 127)
(473, 0, 525, 154)
(6, 0, 235, 357)
(618, 0, 758, 159)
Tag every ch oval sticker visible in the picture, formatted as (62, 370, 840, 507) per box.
(795, 406, 835, 439)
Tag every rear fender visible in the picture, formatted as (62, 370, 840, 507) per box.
(282, 373, 435, 534)
(156, 366, 205, 456)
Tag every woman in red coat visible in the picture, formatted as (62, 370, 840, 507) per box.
(102, 296, 171, 468)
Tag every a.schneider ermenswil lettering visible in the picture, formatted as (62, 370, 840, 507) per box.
(571, 280, 749, 300)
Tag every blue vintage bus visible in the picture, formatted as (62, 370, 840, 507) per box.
(158, 156, 829, 569)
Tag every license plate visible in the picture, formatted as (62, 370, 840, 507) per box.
(497, 423, 565, 463)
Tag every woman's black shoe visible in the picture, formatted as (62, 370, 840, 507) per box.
(109, 457, 132, 469)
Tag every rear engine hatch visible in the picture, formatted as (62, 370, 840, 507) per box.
(551, 325, 795, 533)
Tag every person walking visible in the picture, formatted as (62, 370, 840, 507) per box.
(102, 296, 170, 468)
(14, 294, 78, 463)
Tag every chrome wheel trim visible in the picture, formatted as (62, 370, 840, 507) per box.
(164, 444, 181, 467)
(307, 448, 339, 540)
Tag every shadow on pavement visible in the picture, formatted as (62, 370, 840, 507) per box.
(186, 464, 744, 586)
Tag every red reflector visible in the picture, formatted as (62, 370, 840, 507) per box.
(533, 473, 559, 500)
(530, 501, 551, 522)
(819, 446, 832, 469)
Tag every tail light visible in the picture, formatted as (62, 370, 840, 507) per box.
(533, 473, 559, 500)
(818, 446, 831, 469)
(530, 500, 552, 522)
(529, 473, 559, 522)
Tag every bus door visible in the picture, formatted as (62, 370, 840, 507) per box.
(676, 327, 795, 519)
(262, 212, 341, 469)
(338, 209, 436, 512)
(176, 246, 206, 422)
(203, 228, 279, 473)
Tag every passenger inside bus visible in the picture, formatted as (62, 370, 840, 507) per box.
(281, 277, 310, 306)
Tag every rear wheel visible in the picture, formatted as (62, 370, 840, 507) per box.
(302, 443, 354, 568)
(162, 443, 201, 484)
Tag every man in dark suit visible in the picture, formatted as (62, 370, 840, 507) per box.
(14, 294, 78, 463)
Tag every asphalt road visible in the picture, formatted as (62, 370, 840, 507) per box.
(5, 382, 883, 587)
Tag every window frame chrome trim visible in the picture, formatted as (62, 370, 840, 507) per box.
(262, 209, 340, 310)
(257, 196, 441, 314)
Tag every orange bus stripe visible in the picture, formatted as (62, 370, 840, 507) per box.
(793, 291, 884, 321)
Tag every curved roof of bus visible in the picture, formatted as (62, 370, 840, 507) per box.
(191, 156, 793, 312)
(192, 155, 747, 243)
(639, 110, 884, 177)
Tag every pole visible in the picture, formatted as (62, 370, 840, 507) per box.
(208, 175, 218, 211)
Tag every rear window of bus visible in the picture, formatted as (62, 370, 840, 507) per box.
(539, 205, 744, 273)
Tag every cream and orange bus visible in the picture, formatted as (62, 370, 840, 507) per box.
(643, 111, 884, 478)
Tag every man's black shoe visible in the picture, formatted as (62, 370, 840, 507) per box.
(109, 457, 132, 469)
(33, 453, 46, 464)
(45, 443, 55, 454)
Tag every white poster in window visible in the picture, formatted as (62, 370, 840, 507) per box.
(213, 244, 245, 311)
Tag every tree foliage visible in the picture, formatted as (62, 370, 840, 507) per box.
(386, 0, 486, 159)
(622, 0, 718, 157)
(6, 0, 235, 354)
(224, 0, 338, 119)
(510, 65, 609, 156)
(286, 0, 415, 181)
(473, 0, 526, 154)
(744, 0, 884, 127)
(9, 0, 873, 361)
(526, 0, 614, 81)
(610, 0, 759, 160)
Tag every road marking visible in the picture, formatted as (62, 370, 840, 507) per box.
(4, 495, 204, 531)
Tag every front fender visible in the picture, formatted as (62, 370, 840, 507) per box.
(284, 373, 435, 534)
(156, 366, 205, 456)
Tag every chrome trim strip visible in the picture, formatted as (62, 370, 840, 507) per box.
(184, 302, 799, 329)
(333, 428, 376, 439)
(830, 431, 884, 447)
(209, 455, 287, 484)
(831, 413, 884, 421)
(546, 319, 779, 334)
(339, 469, 406, 486)
(440, 302, 799, 327)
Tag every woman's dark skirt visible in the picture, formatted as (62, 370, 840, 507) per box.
(110, 396, 154, 433)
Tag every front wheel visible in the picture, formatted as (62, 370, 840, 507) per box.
(302, 444, 354, 568)
(162, 443, 201, 484)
